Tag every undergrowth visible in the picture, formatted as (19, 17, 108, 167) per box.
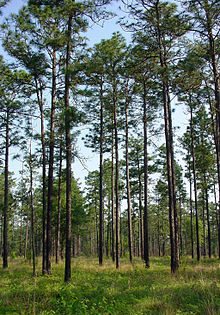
(0, 256, 219, 314)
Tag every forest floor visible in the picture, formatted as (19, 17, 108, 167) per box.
(0, 256, 219, 314)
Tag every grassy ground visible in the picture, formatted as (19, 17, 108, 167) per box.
(0, 256, 219, 314)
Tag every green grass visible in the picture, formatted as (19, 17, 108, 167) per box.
(0, 256, 219, 314)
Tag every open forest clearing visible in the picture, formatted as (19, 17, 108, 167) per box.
(0, 256, 219, 315)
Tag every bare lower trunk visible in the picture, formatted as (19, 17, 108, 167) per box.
(189, 160, 194, 259)
(35, 79, 47, 275)
(47, 48, 57, 274)
(205, 181, 211, 258)
(30, 147, 36, 277)
(113, 77, 120, 269)
(143, 80, 149, 268)
(190, 104, 200, 261)
(99, 83, 104, 266)
(125, 82, 133, 265)
(56, 146, 62, 264)
(111, 129, 115, 262)
(64, 13, 73, 282)
(3, 108, 9, 268)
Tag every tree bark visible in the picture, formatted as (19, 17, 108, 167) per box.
(113, 74, 120, 269)
(137, 148, 144, 259)
(111, 128, 115, 262)
(143, 80, 149, 268)
(47, 48, 57, 274)
(56, 145, 62, 264)
(188, 157, 194, 259)
(190, 104, 200, 261)
(125, 81, 133, 265)
(155, 0, 179, 272)
(204, 178, 211, 258)
(35, 79, 47, 275)
(99, 82, 104, 266)
(3, 107, 9, 268)
(205, 4, 220, 259)
(29, 141, 36, 277)
(64, 13, 73, 282)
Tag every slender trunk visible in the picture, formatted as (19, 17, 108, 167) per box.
(95, 200, 99, 256)
(179, 200, 183, 256)
(64, 13, 73, 282)
(207, 16, 220, 259)
(106, 198, 111, 257)
(30, 141, 36, 276)
(190, 104, 200, 261)
(155, 1, 178, 272)
(143, 80, 149, 268)
(204, 177, 211, 258)
(113, 75, 120, 269)
(19, 214, 23, 257)
(111, 129, 115, 262)
(189, 157, 194, 259)
(47, 48, 57, 274)
(202, 190, 206, 256)
(24, 221, 28, 259)
(35, 79, 47, 275)
(125, 81, 133, 265)
(137, 150, 144, 259)
(56, 146, 62, 264)
(3, 107, 9, 268)
(99, 82, 104, 266)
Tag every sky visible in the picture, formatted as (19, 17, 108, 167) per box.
(0, 0, 188, 194)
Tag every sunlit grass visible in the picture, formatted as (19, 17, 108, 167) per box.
(0, 256, 219, 314)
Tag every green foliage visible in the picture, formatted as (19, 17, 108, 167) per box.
(0, 257, 219, 314)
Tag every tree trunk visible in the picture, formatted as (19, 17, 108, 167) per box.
(64, 13, 73, 282)
(30, 141, 36, 277)
(56, 146, 62, 264)
(46, 48, 57, 274)
(202, 190, 206, 256)
(99, 82, 104, 266)
(204, 178, 211, 258)
(111, 128, 115, 262)
(207, 15, 220, 260)
(125, 81, 133, 265)
(143, 80, 149, 268)
(3, 107, 9, 268)
(188, 157, 194, 259)
(190, 103, 200, 261)
(35, 79, 47, 275)
(179, 199, 183, 256)
(112, 73, 120, 268)
(137, 150, 144, 259)
(155, 1, 179, 272)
